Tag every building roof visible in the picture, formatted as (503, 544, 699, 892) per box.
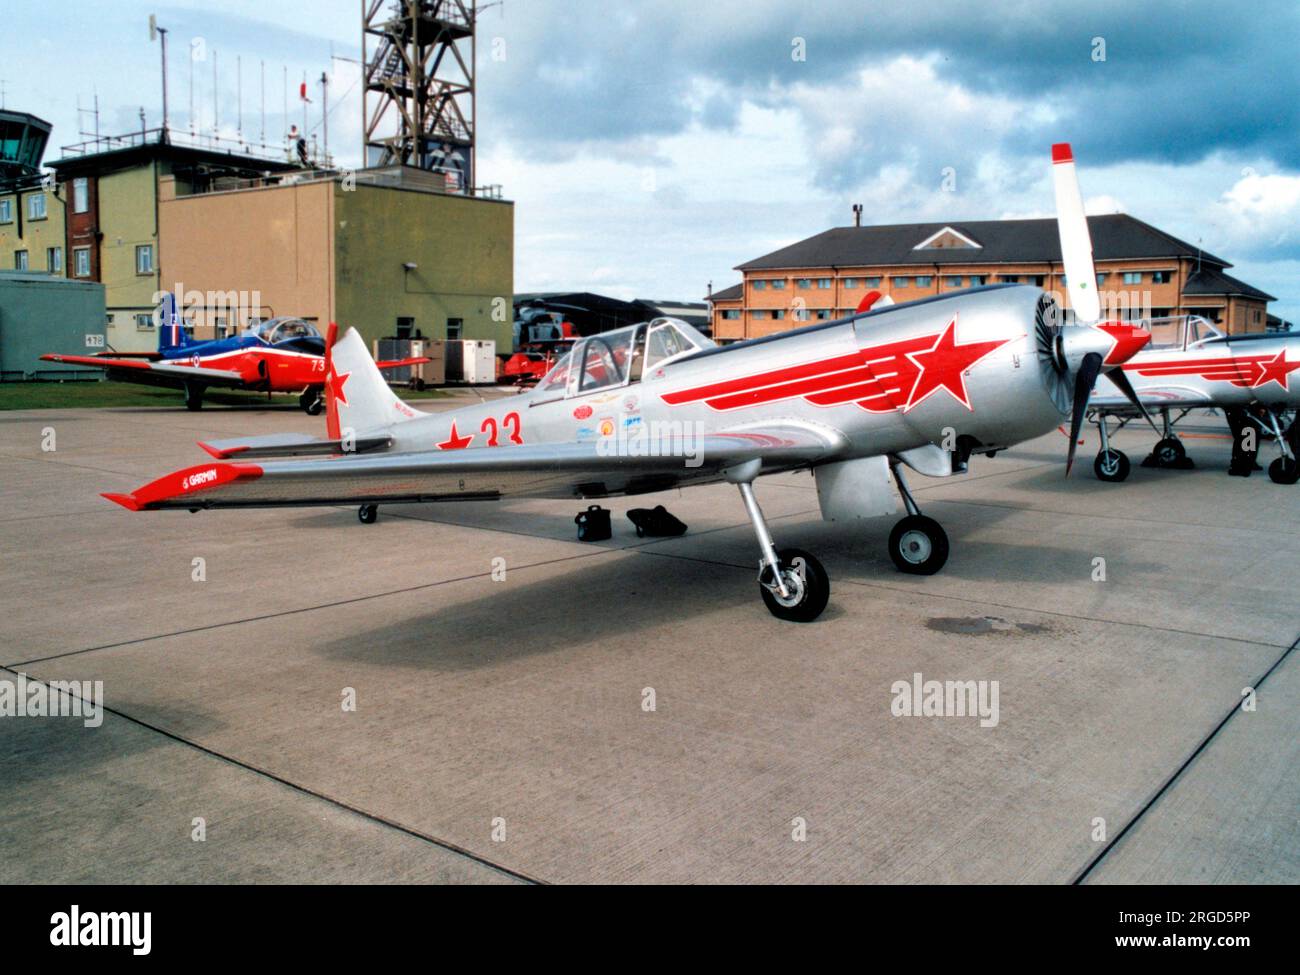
(737, 214, 1229, 271)
(706, 283, 743, 302)
(49, 133, 301, 179)
(1182, 266, 1276, 302)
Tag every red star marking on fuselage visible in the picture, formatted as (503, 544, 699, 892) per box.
(327, 365, 351, 406)
(437, 420, 473, 450)
(1251, 348, 1297, 390)
(902, 318, 1010, 412)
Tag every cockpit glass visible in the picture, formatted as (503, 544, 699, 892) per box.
(260, 318, 320, 343)
(645, 322, 694, 369)
(1185, 316, 1222, 346)
(577, 327, 638, 392)
(534, 319, 712, 399)
(1145, 318, 1182, 350)
(537, 349, 575, 393)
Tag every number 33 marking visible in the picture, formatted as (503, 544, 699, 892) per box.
(480, 412, 522, 446)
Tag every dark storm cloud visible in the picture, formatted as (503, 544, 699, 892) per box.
(481, 0, 1299, 168)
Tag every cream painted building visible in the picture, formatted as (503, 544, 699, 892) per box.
(47, 133, 300, 352)
(0, 184, 66, 276)
(158, 167, 514, 353)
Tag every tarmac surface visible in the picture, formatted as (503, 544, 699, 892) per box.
(1, 391, 1296, 884)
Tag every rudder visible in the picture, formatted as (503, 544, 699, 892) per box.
(324, 324, 426, 438)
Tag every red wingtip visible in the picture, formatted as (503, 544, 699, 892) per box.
(856, 289, 883, 314)
(197, 441, 249, 460)
(101, 492, 142, 511)
(1051, 142, 1074, 164)
(104, 462, 263, 511)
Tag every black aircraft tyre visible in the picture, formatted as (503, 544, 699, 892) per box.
(358, 504, 379, 524)
(1268, 456, 1299, 485)
(1094, 448, 1130, 482)
(888, 515, 950, 575)
(760, 548, 830, 622)
(300, 388, 324, 415)
(1153, 436, 1185, 465)
(183, 382, 204, 411)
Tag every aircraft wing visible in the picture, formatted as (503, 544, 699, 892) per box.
(103, 425, 839, 511)
(39, 353, 253, 389)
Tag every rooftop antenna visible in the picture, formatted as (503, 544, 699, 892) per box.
(212, 49, 219, 142)
(0, 79, 7, 110)
(236, 54, 243, 144)
(188, 39, 195, 136)
(852, 203, 863, 227)
(320, 71, 329, 164)
(282, 65, 288, 144)
(148, 15, 170, 139)
(260, 60, 265, 145)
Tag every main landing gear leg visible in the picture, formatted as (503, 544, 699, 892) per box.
(886, 461, 949, 574)
(1262, 411, 1299, 485)
(1093, 414, 1131, 482)
(1143, 407, 1193, 469)
(729, 461, 829, 622)
(183, 381, 204, 412)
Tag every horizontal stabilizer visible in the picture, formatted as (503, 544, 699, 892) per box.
(197, 432, 394, 460)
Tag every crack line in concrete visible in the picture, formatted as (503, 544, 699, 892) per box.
(1070, 635, 1298, 884)
(0, 663, 545, 886)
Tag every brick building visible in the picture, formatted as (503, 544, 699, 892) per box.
(708, 214, 1274, 342)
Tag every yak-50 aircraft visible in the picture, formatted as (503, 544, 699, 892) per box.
(1084, 316, 1300, 484)
(1045, 149, 1300, 485)
(41, 293, 428, 414)
(100, 144, 1153, 622)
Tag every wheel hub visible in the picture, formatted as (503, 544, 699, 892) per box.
(765, 559, 807, 607)
(898, 529, 932, 564)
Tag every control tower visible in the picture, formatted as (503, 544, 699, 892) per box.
(0, 110, 52, 190)
(362, 0, 476, 190)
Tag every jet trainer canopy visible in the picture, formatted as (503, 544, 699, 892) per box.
(250, 318, 322, 344)
(535, 317, 714, 397)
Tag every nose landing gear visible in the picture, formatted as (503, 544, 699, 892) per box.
(300, 388, 325, 415)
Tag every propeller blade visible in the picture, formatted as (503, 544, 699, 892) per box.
(1066, 351, 1103, 475)
(1051, 143, 1101, 325)
(1105, 367, 1162, 436)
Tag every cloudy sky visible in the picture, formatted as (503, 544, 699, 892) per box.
(8, 0, 1299, 320)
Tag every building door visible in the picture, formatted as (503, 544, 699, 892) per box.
(447, 317, 463, 341)
(396, 316, 414, 339)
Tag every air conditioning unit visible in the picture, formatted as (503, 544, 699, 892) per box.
(375, 337, 446, 388)
(442, 339, 496, 384)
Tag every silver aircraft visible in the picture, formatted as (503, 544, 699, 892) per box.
(102, 149, 1153, 622)
(1046, 147, 1300, 485)
(1085, 314, 1299, 484)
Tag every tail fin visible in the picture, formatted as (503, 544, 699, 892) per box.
(324, 324, 426, 438)
(157, 292, 191, 352)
